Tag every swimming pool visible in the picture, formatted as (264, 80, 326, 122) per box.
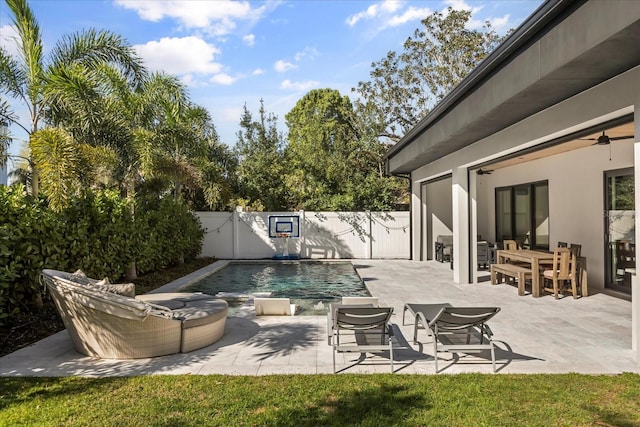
(181, 261, 370, 315)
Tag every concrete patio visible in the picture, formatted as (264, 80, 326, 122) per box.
(1, 260, 638, 376)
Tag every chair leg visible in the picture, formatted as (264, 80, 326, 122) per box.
(433, 339, 439, 373)
(553, 278, 559, 299)
(332, 346, 336, 373)
(490, 341, 496, 373)
(389, 337, 394, 373)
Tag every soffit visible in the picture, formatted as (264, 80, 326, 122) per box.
(483, 121, 635, 171)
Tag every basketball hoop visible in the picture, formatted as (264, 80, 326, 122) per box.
(269, 215, 300, 260)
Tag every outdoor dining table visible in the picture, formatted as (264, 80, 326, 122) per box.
(495, 249, 555, 297)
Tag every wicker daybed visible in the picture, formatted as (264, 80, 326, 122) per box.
(41, 269, 228, 359)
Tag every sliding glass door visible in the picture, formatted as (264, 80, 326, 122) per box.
(495, 181, 549, 250)
(605, 168, 634, 294)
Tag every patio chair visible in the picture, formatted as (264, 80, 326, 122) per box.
(435, 235, 453, 262)
(330, 306, 395, 373)
(341, 296, 379, 306)
(503, 240, 521, 250)
(542, 247, 578, 299)
(426, 306, 501, 373)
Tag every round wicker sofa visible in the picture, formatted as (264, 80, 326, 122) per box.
(41, 269, 228, 359)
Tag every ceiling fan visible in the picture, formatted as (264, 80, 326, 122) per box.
(477, 168, 493, 175)
(581, 130, 634, 145)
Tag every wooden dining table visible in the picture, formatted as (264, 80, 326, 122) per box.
(496, 249, 555, 297)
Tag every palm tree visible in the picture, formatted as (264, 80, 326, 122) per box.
(0, 0, 145, 198)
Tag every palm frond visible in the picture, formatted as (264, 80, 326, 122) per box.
(30, 127, 79, 211)
(6, 0, 44, 96)
(48, 28, 147, 87)
(0, 46, 27, 100)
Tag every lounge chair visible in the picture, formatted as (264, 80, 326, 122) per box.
(404, 303, 500, 373)
(41, 269, 228, 359)
(340, 296, 379, 306)
(254, 297, 296, 316)
(329, 306, 395, 373)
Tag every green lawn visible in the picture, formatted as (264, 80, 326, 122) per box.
(1, 373, 639, 426)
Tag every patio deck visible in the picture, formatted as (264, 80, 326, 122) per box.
(1, 260, 637, 376)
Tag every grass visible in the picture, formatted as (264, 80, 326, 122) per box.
(1, 373, 639, 426)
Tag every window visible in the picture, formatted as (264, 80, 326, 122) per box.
(495, 181, 549, 250)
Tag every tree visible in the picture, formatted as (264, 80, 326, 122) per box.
(0, 0, 145, 197)
(285, 88, 406, 211)
(0, 99, 16, 166)
(191, 137, 239, 211)
(235, 100, 287, 211)
(353, 7, 505, 143)
(134, 74, 211, 203)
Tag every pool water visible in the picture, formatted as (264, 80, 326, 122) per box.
(182, 261, 370, 315)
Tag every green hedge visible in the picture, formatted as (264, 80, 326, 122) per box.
(0, 186, 204, 322)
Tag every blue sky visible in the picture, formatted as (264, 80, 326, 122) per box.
(1, 0, 542, 159)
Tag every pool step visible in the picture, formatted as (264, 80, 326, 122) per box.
(215, 291, 272, 303)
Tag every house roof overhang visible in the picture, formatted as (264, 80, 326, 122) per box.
(384, 0, 640, 175)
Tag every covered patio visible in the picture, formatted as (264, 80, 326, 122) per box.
(384, 0, 640, 364)
(1, 260, 636, 376)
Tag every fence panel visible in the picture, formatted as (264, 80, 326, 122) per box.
(195, 211, 409, 259)
(370, 212, 410, 259)
(198, 212, 234, 259)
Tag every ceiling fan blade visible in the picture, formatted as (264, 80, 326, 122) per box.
(609, 135, 635, 141)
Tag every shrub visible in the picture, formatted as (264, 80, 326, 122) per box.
(135, 196, 205, 274)
(0, 187, 204, 323)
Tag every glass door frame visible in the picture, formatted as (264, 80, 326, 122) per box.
(495, 180, 549, 250)
(604, 167, 635, 294)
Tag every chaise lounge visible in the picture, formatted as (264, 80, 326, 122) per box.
(41, 269, 228, 359)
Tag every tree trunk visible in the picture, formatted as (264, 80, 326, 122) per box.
(175, 180, 185, 264)
(125, 179, 137, 280)
(31, 165, 39, 197)
(174, 181, 182, 202)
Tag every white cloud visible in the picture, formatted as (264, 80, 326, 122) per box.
(294, 46, 319, 62)
(274, 59, 297, 73)
(444, 0, 483, 14)
(346, 0, 404, 27)
(386, 6, 432, 27)
(280, 79, 318, 91)
(242, 34, 255, 47)
(252, 68, 265, 76)
(443, 1, 509, 31)
(210, 73, 236, 85)
(347, 1, 431, 31)
(114, 0, 267, 35)
(134, 36, 222, 75)
(487, 14, 510, 31)
(0, 25, 21, 58)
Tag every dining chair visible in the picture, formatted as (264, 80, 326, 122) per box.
(503, 240, 521, 250)
(542, 247, 578, 299)
(615, 240, 635, 288)
(501, 240, 526, 284)
(568, 243, 581, 257)
(557, 241, 568, 248)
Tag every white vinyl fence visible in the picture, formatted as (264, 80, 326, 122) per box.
(195, 211, 410, 260)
